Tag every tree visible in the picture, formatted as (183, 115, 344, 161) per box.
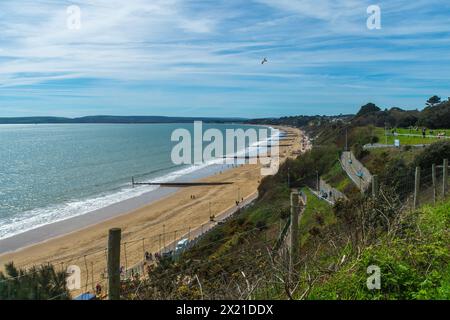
(419, 100, 450, 128)
(426, 95, 441, 108)
(356, 103, 381, 117)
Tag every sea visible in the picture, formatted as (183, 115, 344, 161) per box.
(0, 123, 277, 241)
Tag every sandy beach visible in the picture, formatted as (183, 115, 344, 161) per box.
(0, 125, 304, 295)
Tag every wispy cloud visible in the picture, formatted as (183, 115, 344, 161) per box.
(0, 0, 450, 117)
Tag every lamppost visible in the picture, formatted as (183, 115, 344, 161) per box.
(316, 170, 319, 193)
(345, 127, 348, 151)
(385, 122, 388, 145)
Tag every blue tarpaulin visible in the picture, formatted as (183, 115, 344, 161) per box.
(74, 293, 96, 300)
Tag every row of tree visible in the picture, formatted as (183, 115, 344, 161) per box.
(249, 95, 450, 129)
(353, 96, 450, 128)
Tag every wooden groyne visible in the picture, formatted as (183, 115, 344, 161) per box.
(248, 144, 293, 148)
(132, 178, 233, 187)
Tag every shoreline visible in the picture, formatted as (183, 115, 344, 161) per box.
(0, 126, 304, 290)
(0, 123, 278, 254)
(0, 163, 235, 255)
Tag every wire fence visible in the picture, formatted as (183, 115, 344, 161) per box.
(0, 192, 264, 300)
(2, 159, 450, 300)
(63, 222, 281, 300)
(382, 164, 450, 211)
(118, 229, 284, 300)
(0, 227, 222, 299)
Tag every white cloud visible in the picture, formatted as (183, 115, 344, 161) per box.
(1, 0, 450, 116)
(0, 0, 224, 86)
(254, 0, 362, 21)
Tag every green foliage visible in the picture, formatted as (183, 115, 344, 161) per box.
(356, 103, 381, 117)
(348, 126, 378, 149)
(352, 143, 369, 160)
(252, 97, 450, 132)
(413, 141, 450, 170)
(321, 161, 357, 195)
(247, 115, 351, 128)
(307, 198, 450, 300)
(426, 95, 442, 107)
(293, 145, 340, 179)
(299, 188, 334, 244)
(0, 263, 69, 300)
(129, 121, 450, 301)
(353, 106, 419, 128)
(419, 100, 450, 128)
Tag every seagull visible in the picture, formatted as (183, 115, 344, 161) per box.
(261, 57, 268, 65)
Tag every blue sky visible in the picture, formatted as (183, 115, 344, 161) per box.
(1, 0, 450, 118)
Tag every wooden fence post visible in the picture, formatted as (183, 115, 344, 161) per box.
(107, 228, 121, 300)
(443, 159, 448, 198)
(432, 164, 437, 205)
(372, 175, 379, 198)
(289, 192, 300, 278)
(414, 167, 421, 210)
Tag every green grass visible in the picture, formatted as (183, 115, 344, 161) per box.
(374, 127, 449, 146)
(305, 198, 450, 300)
(299, 188, 334, 245)
(395, 128, 450, 136)
(185, 182, 291, 259)
(321, 161, 354, 194)
(360, 146, 421, 175)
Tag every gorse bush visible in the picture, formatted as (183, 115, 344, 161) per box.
(308, 199, 449, 300)
(0, 262, 69, 300)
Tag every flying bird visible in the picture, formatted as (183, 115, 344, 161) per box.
(261, 57, 268, 65)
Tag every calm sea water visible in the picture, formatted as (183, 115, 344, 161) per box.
(0, 123, 272, 240)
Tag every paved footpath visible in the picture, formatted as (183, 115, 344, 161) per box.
(340, 151, 372, 192)
(309, 179, 346, 205)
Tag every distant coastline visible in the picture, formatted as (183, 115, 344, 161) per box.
(0, 115, 247, 125)
(0, 125, 302, 287)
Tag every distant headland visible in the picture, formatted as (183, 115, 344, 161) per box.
(0, 115, 248, 125)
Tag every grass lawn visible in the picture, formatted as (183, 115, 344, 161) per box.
(395, 128, 450, 136)
(374, 127, 445, 145)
